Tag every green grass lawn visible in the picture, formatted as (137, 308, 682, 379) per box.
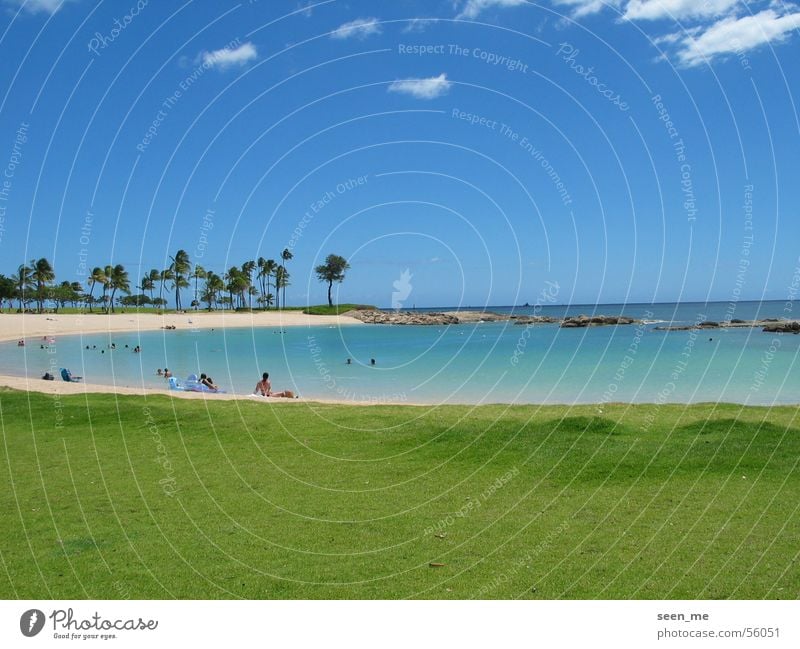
(0, 388, 797, 599)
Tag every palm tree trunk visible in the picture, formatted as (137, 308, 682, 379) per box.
(328, 281, 333, 307)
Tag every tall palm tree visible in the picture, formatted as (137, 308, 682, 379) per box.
(147, 268, 160, 303)
(261, 258, 277, 310)
(140, 274, 155, 305)
(256, 257, 267, 306)
(274, 265, 289, 310)
(11, 263, 33, 312)
(170, 249, 191, 311)
(107, 264, 130, 313)
(87, 267, 105, 312)
(280, 248, 293, 309)
(100, 265, 113, 311)
(241, 260, 256, 310)
(191, 264, 206, 309)
(158, 267, 174, 309)
(31, 257, 55, 313)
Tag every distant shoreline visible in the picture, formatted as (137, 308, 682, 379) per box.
(0, 311, 363, 344)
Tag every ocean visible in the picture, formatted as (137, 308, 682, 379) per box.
(2, 301, 799, 405)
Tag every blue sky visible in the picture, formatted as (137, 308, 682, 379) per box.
(0, 0, 798, 307)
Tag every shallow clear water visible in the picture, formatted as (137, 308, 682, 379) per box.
(3, 301, 799, 405)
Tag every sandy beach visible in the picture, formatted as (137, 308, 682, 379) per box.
(0, 310, 362, 343)
(0, 310, 368, 402)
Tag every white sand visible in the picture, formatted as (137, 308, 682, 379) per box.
(0, 310, 361, 343)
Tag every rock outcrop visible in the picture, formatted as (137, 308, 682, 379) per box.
(559, 315, 639, 328)
(343, 309, 639, 327)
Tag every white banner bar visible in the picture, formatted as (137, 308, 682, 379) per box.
(1, 600, 796, 648)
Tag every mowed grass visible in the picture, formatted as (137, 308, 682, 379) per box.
(0, 388, 798, 600)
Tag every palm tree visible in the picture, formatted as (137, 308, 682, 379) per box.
(87, 267, 105, 312)
(158, 267, 174, 309)
(146, 268, 160, 303)
(11, 264, 33, 312)
(261, 258, 277, 310)
(241, 260, 256, 309)
(100, 265, 113, 311)
(191, 264, 206, 309)
(107, 264, 130, 313)
(314, 254, 350, 307)
(31, 257, 55, 313)
(140, 274, 155, 306)
(280, 248, 293, 309)
(274, 265, 289, 310)
(169, 249, 191, 311)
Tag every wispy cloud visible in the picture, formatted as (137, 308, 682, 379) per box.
(547, 0, 800, 67)
(330, 17, 382, 39)
(403, 17, 438, 32)
(388, 73, 452, 99)
(201, 42, 258, 70)
(8, 0, 68, 13)
(456, 0, 529, 20)
(623, 0, 739, 21)
(551, 0, 620, 18)
(674, 8, 800, 67)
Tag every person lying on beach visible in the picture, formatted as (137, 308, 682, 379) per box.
(253, 372, 293, 398)
(200, 373, 218, 391)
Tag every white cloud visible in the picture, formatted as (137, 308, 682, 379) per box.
(623, 0, 740, 21)
(201, 42, 258, 69)
(674, 8, 800, 66)
(388, 73, 452, 99)
(551, 0, 621, 18)
(456, 0, 528, 20)
(330, 17, 382, 39)
(9, 0, 67, 13)
(403, 17, 438, 32)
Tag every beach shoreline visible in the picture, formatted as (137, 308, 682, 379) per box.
(0, 310, 363, 344)
(0, 373, 432, 406)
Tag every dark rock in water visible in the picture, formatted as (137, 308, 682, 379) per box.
(698, 321, 720, 328)
(763, 321, 800, 333)
(559, 314, 640, 328)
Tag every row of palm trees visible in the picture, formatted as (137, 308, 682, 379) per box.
(0, 249, 297, 313)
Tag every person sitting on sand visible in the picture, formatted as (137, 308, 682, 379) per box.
(200, 373, 218, 391)
(253, 372, 292, 398)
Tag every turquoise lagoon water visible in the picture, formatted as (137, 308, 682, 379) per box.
(2, 301, 800, 405)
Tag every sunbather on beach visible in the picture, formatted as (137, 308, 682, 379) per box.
(253, 372, 292, 398)
(200, 373, 218, 391)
